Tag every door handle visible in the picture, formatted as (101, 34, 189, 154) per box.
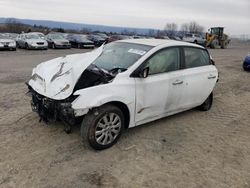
(172, 80, 183, 85)
(208, 75, 216, 79)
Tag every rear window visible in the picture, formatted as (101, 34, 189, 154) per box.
(184, 47, 210, 68)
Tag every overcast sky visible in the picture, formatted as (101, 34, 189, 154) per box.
(0, 0, 249, 35)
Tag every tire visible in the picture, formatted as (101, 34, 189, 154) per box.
(210, 40, 219, 49)
(197, 93, 213, 111)
(81, 104, 124, 150)
(12, 48, 16, 51)
(25, 43, 29, 50)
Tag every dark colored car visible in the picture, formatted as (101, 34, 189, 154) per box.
(243, 54, 250, 71)
(108, 35, 131, 43)
(46, 34, 71, 49)
(87, 35, 106, 46)
(67, 34, 95, 49)
(96, 33, 109, 43)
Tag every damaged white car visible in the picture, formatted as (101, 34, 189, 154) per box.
(27, 39, 218, 150)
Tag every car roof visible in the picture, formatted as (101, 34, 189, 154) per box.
(117, 39, 203, 48)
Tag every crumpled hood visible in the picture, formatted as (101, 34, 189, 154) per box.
(28, 46, 103, 100)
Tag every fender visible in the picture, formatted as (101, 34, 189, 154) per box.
(71, 78, 136, 127)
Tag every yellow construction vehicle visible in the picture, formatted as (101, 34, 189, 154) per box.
(205, 27, 230, 49)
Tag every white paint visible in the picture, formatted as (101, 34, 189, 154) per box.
(29, 39, 218, 128)
(28, 45, 104, 100)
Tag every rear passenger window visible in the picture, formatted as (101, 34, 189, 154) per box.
(184, 48, 210, 68)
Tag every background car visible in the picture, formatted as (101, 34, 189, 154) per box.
(16, 33, 48, 50)
(243, 54, 250, 71)
(108, 34, 132, 43)
(67, 34, 94, 49)
(46, 34, 71, 49)
(87, 34, 106, 46)
(182, 33, 205, 45)
(95, 33, 109, 43)
(0, 33, 16, 51)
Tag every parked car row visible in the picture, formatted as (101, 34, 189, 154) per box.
(0, 31, 213, 51)
(0, 32, 113, 51)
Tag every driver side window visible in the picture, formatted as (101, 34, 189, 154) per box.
(145, 48, 180, 75)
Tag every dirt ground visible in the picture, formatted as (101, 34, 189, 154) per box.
(0, 41, 250, 188)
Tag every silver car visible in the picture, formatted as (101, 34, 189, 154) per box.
(16, 33, 48, 50)
(0, 33, 16, 51)
(46, 34, 71, 49)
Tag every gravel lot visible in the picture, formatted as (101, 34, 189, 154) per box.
(0, 41, 250, 188)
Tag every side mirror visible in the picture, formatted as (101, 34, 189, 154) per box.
(139, 67, 149, 78)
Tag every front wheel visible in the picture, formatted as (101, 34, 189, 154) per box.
(25, 43, 29, 50)
(81, 104, 124, 150)
(197, 93, 213, 111)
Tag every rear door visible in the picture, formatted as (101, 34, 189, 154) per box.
(179, 47, 218, 109)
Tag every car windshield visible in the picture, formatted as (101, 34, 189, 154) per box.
(74, 35, 87, 40)
(93, 42, 153, 71)
(0, 34, 9, 39)
(50, 35, 64, 39)
(25, 34, 40, 39)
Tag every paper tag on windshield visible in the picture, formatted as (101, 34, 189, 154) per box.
(128, 49, 146, 56)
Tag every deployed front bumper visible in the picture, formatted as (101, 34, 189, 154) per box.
(0, 42, 16, 50)
(54, 43, 71, 49)
(28, 86, 76, 125)
(28, 43, 48, 49)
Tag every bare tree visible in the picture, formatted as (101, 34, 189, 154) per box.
(80, 27, 92, 34)
(164, 23, 178, 37)
(187, 21, 204, 34)
(180, 23, 189, 34)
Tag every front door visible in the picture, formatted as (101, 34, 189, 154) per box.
(134, 47, 184, 125)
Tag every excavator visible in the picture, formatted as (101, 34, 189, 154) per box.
(205, 27, 230, 49)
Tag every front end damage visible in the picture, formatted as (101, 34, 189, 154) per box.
(28, 85, 78, 132)
(26, 45, 117, 133)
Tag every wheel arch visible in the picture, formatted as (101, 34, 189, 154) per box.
(105, 101, 130, 129)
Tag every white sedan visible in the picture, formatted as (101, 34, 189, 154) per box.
(27, 39, 218, 150)
(182, 33, 205, 46)
(16, 33, 48, 50)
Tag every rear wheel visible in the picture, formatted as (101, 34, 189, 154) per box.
(81, 104, 124, 150)
(197, 93, 213, 111)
